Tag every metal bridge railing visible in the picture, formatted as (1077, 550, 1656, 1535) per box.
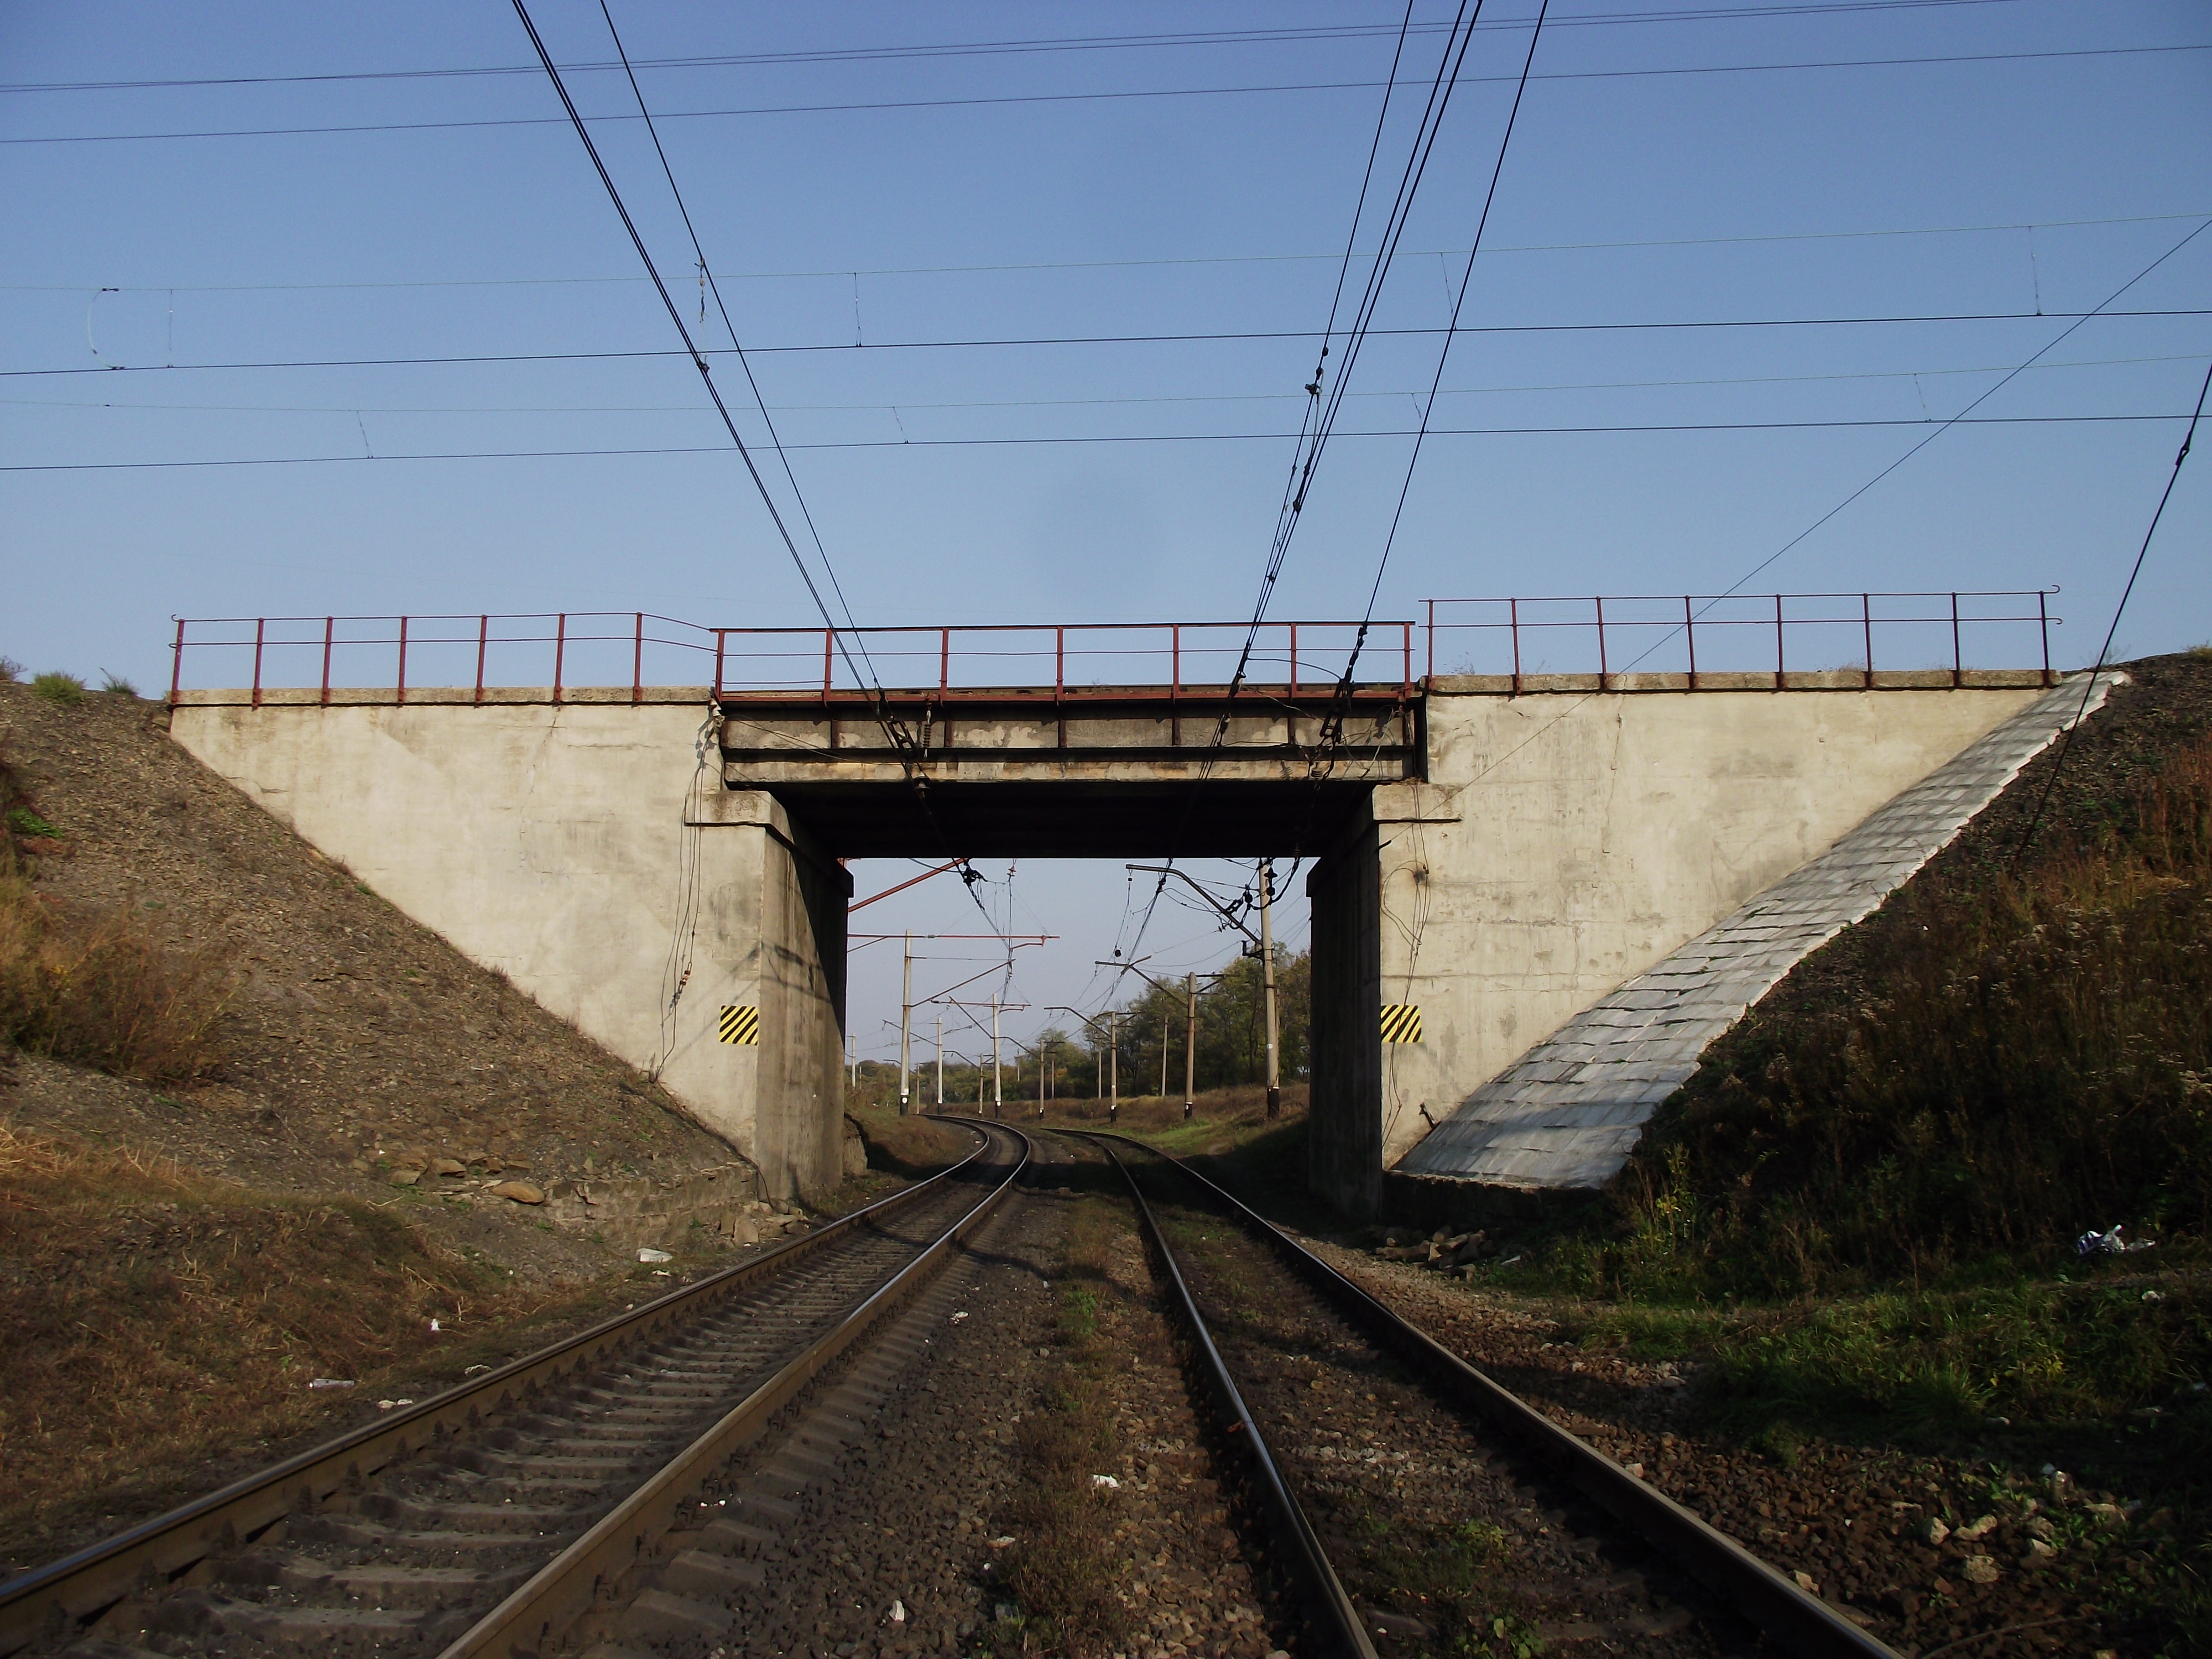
(165, 593, 2056, 705)
(1423, 590, 2056, 692)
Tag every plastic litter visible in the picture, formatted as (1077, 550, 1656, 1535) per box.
(950, 1311, 969, 1323)
(638, 1248, 674, 1264)
(2077, 1224, 2157, 1258)
(886, 1600, 906, 1624)
(464, 1364, 491, 1376)
(429, 1318, 441, 1333)
(988, 1536, 1016, 1548)
(2144, 1289, 2168, 1303)
(1091, 1474, 1120, 1489)
(308, 1378, 355, 1391)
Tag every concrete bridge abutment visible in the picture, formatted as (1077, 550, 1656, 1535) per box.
(168, 694, 851, 1206)
(170, 668, 2059, 1219)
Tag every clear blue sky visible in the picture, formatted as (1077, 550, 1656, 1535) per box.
(5, 2, 2208, 1060)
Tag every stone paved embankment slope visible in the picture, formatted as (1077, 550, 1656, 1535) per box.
(1400, 672, 2122, 1188)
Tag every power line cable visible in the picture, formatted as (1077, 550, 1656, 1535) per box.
(13, 352, 2200, 416)
(18, 210, 2204, 288)
(1411, 216, 2212, 824)
(510, 0, 989, 920)
(0, 4, 2047, 95)
(6, 411, 2194, 474)
(1707, 215, 2212, 602)
(1322, 0, 1551, 755)
(6, 41, 2199, 147)
(591, 0, 891, 705)
(505, 0, 866, 692)
(16, 306, 2207, 380)
(2006, 354, 2212, 867)
(1127, 0, 1488, 966)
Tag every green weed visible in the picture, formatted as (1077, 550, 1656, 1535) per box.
(5, 807, 58, 839)
(30, 672, 85, 705)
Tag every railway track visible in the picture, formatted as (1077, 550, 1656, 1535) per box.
(1081, 1130, 1904, 1659)
(0, 1120, 1031, 1659)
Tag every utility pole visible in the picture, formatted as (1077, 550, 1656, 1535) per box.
(1185, 971, 1198, 1120)
(934, 1010, 943, 1107)
(847, 1032, 857, 1089)
(1036, 1042, 1045, 1118)
(1108, 1009, 1119, 1123)
(990, 995, 1003, 1119)
(898, 931, 912, 1115)
(1097, 958, 1219, 1121)
(1260, 859, 1281, 1121)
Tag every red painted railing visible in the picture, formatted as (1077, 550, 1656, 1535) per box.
(165, 594, 2057, 705)
(166, 614, 1416, 704)
(1424, 591, 2056, 691)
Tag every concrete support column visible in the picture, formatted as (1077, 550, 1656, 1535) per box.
(1306, 802, 1382, 1218)
(666, 789, 849, 1206)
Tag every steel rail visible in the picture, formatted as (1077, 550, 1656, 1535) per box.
(0, 1124, 999, 1657)
(1084, 1134, 1378, 1659)
(437, 1120, 1032, 1659)
(1092, 1132, 1902, 1659)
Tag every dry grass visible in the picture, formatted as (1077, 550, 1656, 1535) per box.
(996, 1197, 1129, 1655)
(0, 1118, 518, 1566)
(0, 858, 235, 1083)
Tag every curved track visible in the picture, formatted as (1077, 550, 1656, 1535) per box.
(0, 1121, 1030, 1659)
(1083, 1130, 1902, 1659)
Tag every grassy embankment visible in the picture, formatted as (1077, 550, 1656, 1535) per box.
(1536, 665, 2212, 1447)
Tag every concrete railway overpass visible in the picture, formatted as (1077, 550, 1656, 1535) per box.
(164, 594, 2091, 1214)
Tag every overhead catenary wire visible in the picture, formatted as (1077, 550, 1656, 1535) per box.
(13, 307, 2212, 380)
(1411, 215, 2212, 825)
(9, 351, 2204, 416)
(16, 210, 2205, 289)
(6, 411, 2196, 473)
(1321, 0, 1551, 755)
(2005, 353, 2212, 868)
(1124, 0, 1480, 964)
(0, 2, 2046, 96)
(589, 0, 881, 696)
(504, 0, 870, 704)
(9, 40, 2204, 147)
(510, 0, 997, 932)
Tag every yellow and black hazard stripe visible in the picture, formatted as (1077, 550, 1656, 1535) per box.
(1379, 1004, 1422, 1044)
(718, 1005, 760, 1046)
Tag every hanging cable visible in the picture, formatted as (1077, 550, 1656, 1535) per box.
(1319, 0, 1550, 759)
(2006, 354, 2212, 867)
(516, 0, 995, 922)
(1126, 0, 1485, 964)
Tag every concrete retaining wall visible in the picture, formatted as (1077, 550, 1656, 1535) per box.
(168, 696, 850, 1203)
(1358, 684, 2048, 1183)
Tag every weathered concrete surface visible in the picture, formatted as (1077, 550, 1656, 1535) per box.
(168, 695, 849, 1202)
(718, 687, 1411, 857)
(1399, 673, 2119, 1189)
(1350, 683, 2051, 1190)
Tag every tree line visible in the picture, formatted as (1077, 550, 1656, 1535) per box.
(851, 947, 1310, 1109)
